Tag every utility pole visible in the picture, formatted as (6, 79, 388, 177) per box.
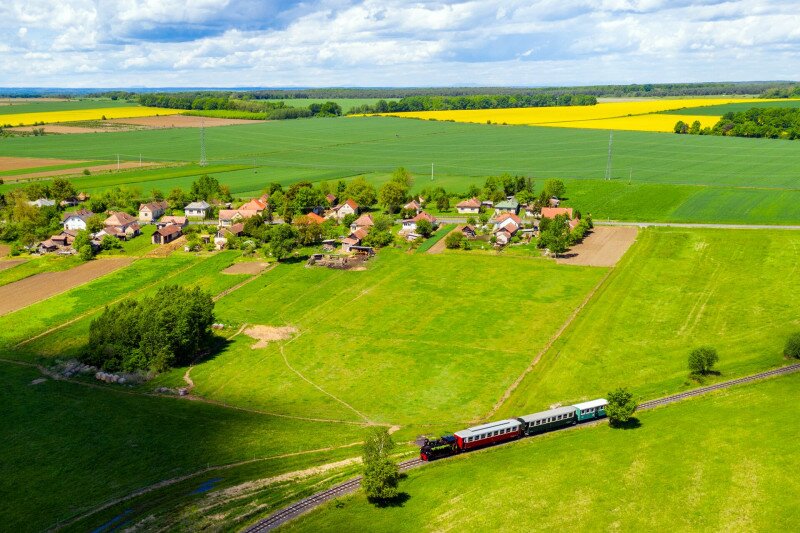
(604, 131, 613, 181)
(139, 154, 142, 167)
(431, 163, 434, 181)
(199, 121, 207, 167)
(116, 154, 120, 172)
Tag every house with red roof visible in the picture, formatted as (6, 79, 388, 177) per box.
(493, 212, 522, 234)
(102, 211, 140, 240)
(219, 209, 259, 227)
(152, 224, 182, 245)
(540, 207, 575, 220)
(328, 198, 359, 221)
(401, 211, 437, 234)
(350, 213, 374, 233)
(138, 201, 169, 223)
(456, 197, 481, 215)
(342, 227, 369, 252)
(403, 199, 422, 215)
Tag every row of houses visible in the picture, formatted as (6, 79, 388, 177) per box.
(454, 196, 562, 216)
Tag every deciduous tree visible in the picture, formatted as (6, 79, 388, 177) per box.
(362, 427, 400, 502)
(688, 346, 719, 375)
(784, 332, 800, 359)
(606, 387, 637, 426)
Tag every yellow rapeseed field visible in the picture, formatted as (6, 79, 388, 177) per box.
(1, 106, 182, 126)
(538, 114, 719, 133)
(380, 98, 772, 133)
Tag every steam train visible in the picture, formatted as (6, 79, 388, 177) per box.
(420, 399, 607, 461)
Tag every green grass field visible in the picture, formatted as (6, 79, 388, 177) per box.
(286, 372, 800, 532)
(0, 362, 366, 532)
(0, 98, 134, 116)
(500, 228, 800, 418)
(3, 116, 800, 189)
(188, 249, 607, 425)
(3, 116, 800, 224)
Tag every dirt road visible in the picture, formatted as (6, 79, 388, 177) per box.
(0, 257, 133, 316)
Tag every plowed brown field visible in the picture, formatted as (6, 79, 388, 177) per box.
(0, 156, 85, 172)
(0, 257, 133, 316)
(556, 226, 638, 267)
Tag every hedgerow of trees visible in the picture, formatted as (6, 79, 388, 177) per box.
(675, 107, 800, 140)
(348, 93, 597, 114)
(82, 285, 215, 372)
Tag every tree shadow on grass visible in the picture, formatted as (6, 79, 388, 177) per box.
(688, 370, 722, 385)
(187, 334, 234, 367)
(609, 417, 642, 430)
(278, 253, 312, 265)
(369, 492, 411, 508)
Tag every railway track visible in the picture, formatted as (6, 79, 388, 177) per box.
(243, 363, 800, 532)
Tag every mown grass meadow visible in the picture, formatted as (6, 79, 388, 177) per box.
(286, 372, 800, 532)
(501, 227, 800, 418)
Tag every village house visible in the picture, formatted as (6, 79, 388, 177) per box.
(328, 198, 359, 221)
(549, 197, 561, 208)
(238, 198, 268, 214)
(152, 224, 182, 245)
(184, 201, 211, 219)
(138, 201, 169, 223)
(303, 212, 325, 224)
(494, 198, 520, 215)
(540, 207, 580, 230)
(219, 209, 259, 227)
(461, 225, 477, 239)
(62, 209, 94, 231)
(325, 193, 338, 205)
(492, 213, 522, 246)
(493, 212, 522, 234)
(101, 211, 141, 240)
(456, 198, 481, 215)
(350, 213, 374, 233)
(157, 215, 188, 228)
(342, 227, 369, 252)
(38, 230, 77, 254)
(214, 223, 244, 250)
(403, 199, 422, 215)
(401, 211, 438, 234)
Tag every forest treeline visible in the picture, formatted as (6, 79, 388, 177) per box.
(347, 93, 596, 114)
(675, 107, 800, 139)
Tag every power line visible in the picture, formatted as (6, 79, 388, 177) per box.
(199, 120, 207, 167)
(604, 131, 613, 181)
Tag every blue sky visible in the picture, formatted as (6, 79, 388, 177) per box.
(1, 0, 799, 87)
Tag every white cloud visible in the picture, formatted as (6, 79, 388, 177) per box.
(0, 0, 798, 87)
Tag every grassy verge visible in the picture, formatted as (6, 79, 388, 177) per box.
(500, 227, 800, 418)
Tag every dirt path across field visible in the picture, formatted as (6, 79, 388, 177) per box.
(556, 226, 638, 267)
(0, 156, 85, 172)
(3, 161, 159, 181)
(0, 257, 132, 316)
(222, 261, 269, 275)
